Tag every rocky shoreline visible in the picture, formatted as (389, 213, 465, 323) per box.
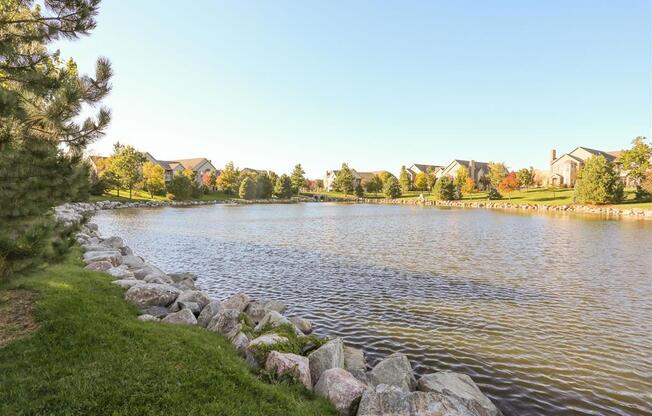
(54, 202, 503, 416)
(358, 197, 652, 219)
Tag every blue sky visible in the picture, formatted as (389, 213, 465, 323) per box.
(58, 1, 651, 177)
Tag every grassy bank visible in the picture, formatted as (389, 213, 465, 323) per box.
(306, 188, 652, 209)
(0, 249, 335, 415)
(89, 189, 234, 203)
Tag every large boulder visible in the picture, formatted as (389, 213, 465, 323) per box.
(290, 316, 313, 335)
(358, 384, 500, 416)
(197, 301, 222, 327)
(265, 351, 312, 390)
(254, 311, 294, 332)
(308, 338, 344, 386)
(174, 301, 201, 315)
(85, 261, 113, 272)
(83, 250, 122, 266)
(221, 292, 250, 312)
(112, 279, 143, 289)
(418, 372, 502, 416)
(368, 352, 416, 392)
(172, 290, 210, 310)
(106, 267, 135, 279)
(231, 331, 250, 356)
(344, 346, 368, 384)
(139, 306, 170, 319)
(207, 308, 241, 338)
(245, 299, 287, 323)
(245, 333, 289, 369)
(99, 236, 124, 249)
(173, 278, 197, 291)
(168, 272, 197, 283)
(161, 308, 197, 325)
(315, 368, 366, 415)
(125, 283, 181, 308)
(121, 255, 145, 268)
(144, 273, 174, 284)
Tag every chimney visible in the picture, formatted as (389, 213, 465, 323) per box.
(550, 149, 557, 163)
(469, 160, 476, 178)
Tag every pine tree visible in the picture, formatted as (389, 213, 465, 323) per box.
(290, 164, 305, 195)
(239, 177, 256, 200)
(333, 163, 354, 195)
(399, 166, 411, 192)
(1, 1, 112, 277)
(254, 173, 273, 199)
(167, 173, 193, 201)
(574, 156, 624, 204)
(274, 174, 293, 198)
(384, 176, 402, 198)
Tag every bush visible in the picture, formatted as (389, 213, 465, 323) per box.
(573, 155, 624, 204)
(354, 183, 364, 198)
(383, 177, 402, 198)
(433, 176, 458, 200)
(167, 174, 193, 201)
(487, 187, 503, 200)
(239, 177, 256, 200)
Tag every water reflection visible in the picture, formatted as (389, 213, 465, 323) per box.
(93, 203, 652, 416)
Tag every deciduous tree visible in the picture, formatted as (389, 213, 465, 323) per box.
(216, 162, 240, 195)
(454, 166, 469, 190)
(109, 143, 145, 199)
(516, 167, 535, 191)
(488, 162, 508, 190)
(620, 136, 651, 197)
(414, 172, 428, 191)
(498, 172, 520, 199)
(574, 155, 624, 204)
(167, 173, 193, 201)
(384, 176, 402, 198)
(142, 161, 165, 198)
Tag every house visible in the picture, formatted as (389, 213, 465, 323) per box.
(406, 164, 443, 182)
(548, 147, 619, 187)
(323, 169, 363, 192)
(440, 160, 489, 183)
(144, 153, 218, 185)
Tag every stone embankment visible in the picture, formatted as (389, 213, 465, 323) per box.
(360, 197, 652, 219)
(54, 202, 504, 416)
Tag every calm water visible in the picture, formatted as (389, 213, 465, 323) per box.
(93, 203, 652, 416)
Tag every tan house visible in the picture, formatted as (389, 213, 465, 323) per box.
(548, 147, 619, 187)
(440, 160, 489, 183)
(406, 164, 443, 182)
(323, 169, 363, 192)
(144, 153, 218, 185)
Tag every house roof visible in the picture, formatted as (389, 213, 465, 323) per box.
(409, 164, 443, 173)
(174, 158, 209, 171)
(576, 147, 617, 162)
(552, 146, 618, 166)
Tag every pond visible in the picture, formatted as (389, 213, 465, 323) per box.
(93, 203, 652, 416)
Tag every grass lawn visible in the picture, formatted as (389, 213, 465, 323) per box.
(0, 249, 336, 416)
(89, 189, 234, 203)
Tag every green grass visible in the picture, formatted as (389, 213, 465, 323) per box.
(89, 189, 234, 203)
(0, 249, 336, 416)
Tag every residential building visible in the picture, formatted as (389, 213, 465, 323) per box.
(440, 160, 489, 183)
(323, 169, 362, 192)
(548, 147, 619, 187)
(406, 164, 443, 182)
(144, 153, 218, 185)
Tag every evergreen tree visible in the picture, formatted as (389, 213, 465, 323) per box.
(399, 166, 411, 192)
(254, 172, 273, 199)
(274, 174, 293, 198)
(290, 164, 306, 195)
(167, 173, 193, 201)
(109, 143, 145, 199)
(384, 176, 402, 198)
(354, 182, 364, 197)
(433, 176, 458, 200)
(216, 162, 240, 195)
(0, 0, 112, 276)
(142, 161, 165, 198)
(239, 177, 256, 200)
(333, 163, 354, 195)
(574, 156, 624, 204)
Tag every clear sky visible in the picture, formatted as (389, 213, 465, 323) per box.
(57, 0, 651, 178)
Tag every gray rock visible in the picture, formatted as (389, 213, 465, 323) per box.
(168, 272, 197, 282)
(174, 290, 210, 309)
(266, 351, 312, 390)
(290, 316, 313, 334)
(82, 244, 115, 252)
(137, 314, 159, 322)
(173, 278, 197, 291)
(207, 308, 242, 338)
(308, 338, 344, 386)
(121, 246, 133, 256)
(121, 255, 145, 268)
(315, 368, 366, 415)
(197, 301, 222, 327)
(100, 236, 124, 249)
(369, 352, 416, 392)
(418, 372, 502, 416)
(231, 331, 250, 356)
(125, 283, 181, 308)
(245, 333, 289, 369)
(171, 301, 201, 315)
(254, 311, 293, 332)
(161, 308, 197, 325)
(85, 222, 99, 231)
(106, 267, 135, 279)
(144, 273, 174, 284)
(222, 292, 250, 312)
(83, 250, 122, 266)
(112, 279, 143, 289)
(344, 346, 369, 384)
(84, 261, 113, 272)
(140, 306, 170, 318)
(246, 299, 289, 323)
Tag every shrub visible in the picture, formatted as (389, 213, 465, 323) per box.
(487, 187, 503, 200)
(573, 155, 624, 204)
(433, 176, 458, 200)
(239, 177, 256, 200)
(383, 176, 402, 198)
(167, 174, 193, 201)
(354, 183, 364, 198)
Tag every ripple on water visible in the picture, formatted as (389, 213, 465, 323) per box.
(93, 204, 652, 416)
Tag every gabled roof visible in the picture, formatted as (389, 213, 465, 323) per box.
(409, 164, 443, 173)
(174, 158, 209, 171)
(552, 146, 617, 166)
(576, 147, 617, 162)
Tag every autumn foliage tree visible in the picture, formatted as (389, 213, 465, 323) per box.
(142, 161, 165, 197)
(498, 172, 520, 199)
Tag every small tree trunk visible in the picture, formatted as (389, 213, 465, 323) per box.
(117, 188, 120, 197)
(129, 187, 132, 200)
